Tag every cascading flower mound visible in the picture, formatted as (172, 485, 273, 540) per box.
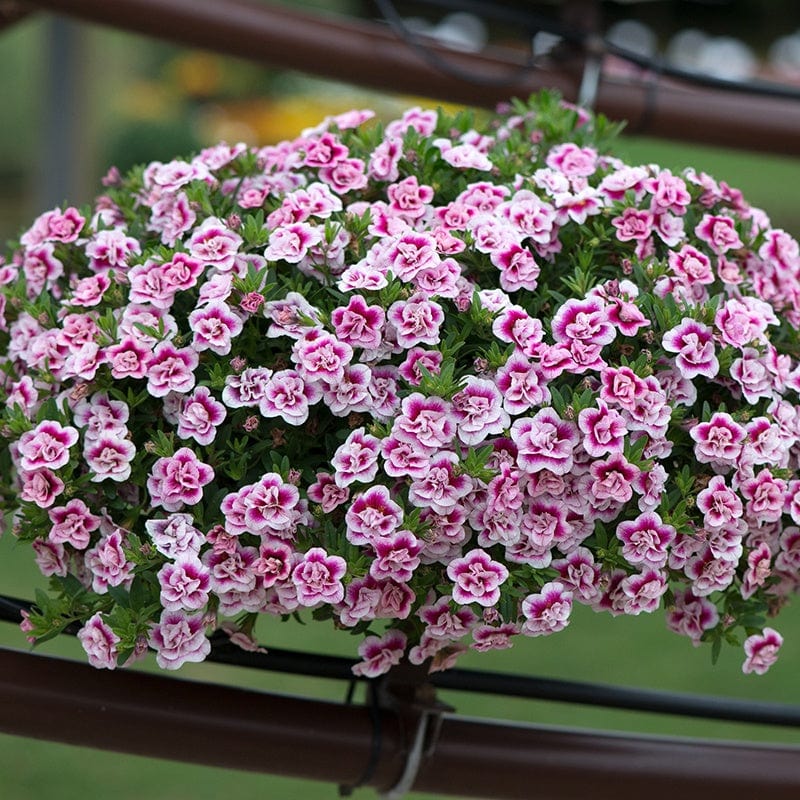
(2, 92, 799, 677)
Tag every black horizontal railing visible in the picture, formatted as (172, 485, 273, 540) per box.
(2, 592, 800, 729)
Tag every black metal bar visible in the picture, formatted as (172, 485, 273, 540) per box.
(4, 593, 800, 729)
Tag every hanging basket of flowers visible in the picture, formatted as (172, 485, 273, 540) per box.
(1, 92, 797, 678)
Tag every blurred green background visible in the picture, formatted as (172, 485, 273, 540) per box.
(3, 5, 800, 800)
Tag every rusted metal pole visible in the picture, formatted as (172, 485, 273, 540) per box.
(2, 646, 800, 799)
(0, 1, 33, 30)
(26, 0, 800, 157)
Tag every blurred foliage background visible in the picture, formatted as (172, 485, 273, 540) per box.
(3, 2, 800, 799)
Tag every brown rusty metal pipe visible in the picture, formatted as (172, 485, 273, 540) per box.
(0, 646, 407, 790)
(3, 647, 800, 799)
(27, 0, 800, 157)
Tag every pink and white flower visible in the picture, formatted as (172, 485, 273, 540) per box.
(742, 628, 783, 675)
(292, 547, 347, 606)
(149, 610, 211, 670)
(147, 447, 214, 511)
(520, 581, 573, 636)
(177, 386, 227, 446)
(78, 613, 121, 670)
(351, 630, 408, 678)
(17, 420, 79, 472)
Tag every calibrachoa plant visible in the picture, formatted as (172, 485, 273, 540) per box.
(1, 92, 799, 677)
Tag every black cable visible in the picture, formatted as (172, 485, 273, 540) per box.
(4, 592, 800, 729)
(380, 0, 800, 103)
(373, 0, 542, 88)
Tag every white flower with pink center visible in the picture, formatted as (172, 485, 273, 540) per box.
(20, 469, 65, 508)
(689, 412, 746, 468)
(253, 539, 294, 589)
(48, 498, 101, 549)
(145, 342, 199, 398)
(83, 434, 136, 482)
(177, 386, 227, 446)
(292, 547, 347, 606)
(621, 569, 668, 615)
(387, 294, 444, 348)
(85, 529, 134, 593)
(451, 377, 510, 446)
(547, 142, 597, 177)
(222, 367, 272, 408)
(694, 213, 743, 254)
(243, 473, 301, 537)
(589, 453, 640, 504)
(662, 318, 718, 380)
(127, 260, 176, 308)
(494, 354, 548, 415)
(612, 207, 653, 242)
(714, 297, 767, 348)
(265, 222, 323, 263)
(446, 549, 508, 607)
(203, 545, 259, 594)
(380, 435, 431, 479)
(665, 588, 719, 645)
(291, 329, 353, 384)
(145, 513, 204, 559)
(730, 348, 774, 404)
(160, 252, 205, 293)
(370, 530, 423, 583)
(551, 547, 600, 603)
(188, 216, 243, 271)
(85, 227, 140, 271)
(331, 427, 381, 487)
(412, 256, 462, 299)
(367, 136, 402, 181)
(32, 538, 68, 577)
(77, 613, 121, 670)
(307, 472, 350, 513)
(149, 610, 211, 670)
(492, 306, 545, 357)
(685, 548, 737, 596)
(741, 541, 773, 599)
(616, 511, 676, 570)
(22, 206, 85, 246)
(387, 175, 434, 219)
(147, 447, 214, 512)
(330, 294, 385, 350)
(471, 623, 518, 652)
(188, 301, 244, 356)
(742, 628, 783, 675)
(578, 400, 627, 457)
(408, 452, 473, 515)
(345, 485, 404, 545)
(158, 558, 211, 611)
(320, 363, 372, 416)
(500, 190, 556, 244)
(67, 275, 111, 308)
(18, 420, 79, 472)
(391, 393, 455, 454)
(740, 469, 787, 524)
(521, 581, 573, 636)
(696, 475, 743, 528)
(398, 348, 443, 387)
(418, 594, 477, 640)
(119, 304, 178, 347)
(511, 408, 579, 476)
(352, 630, 408, 678)
(259, 369, 322, 426)
(106, 335, 152, 379)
